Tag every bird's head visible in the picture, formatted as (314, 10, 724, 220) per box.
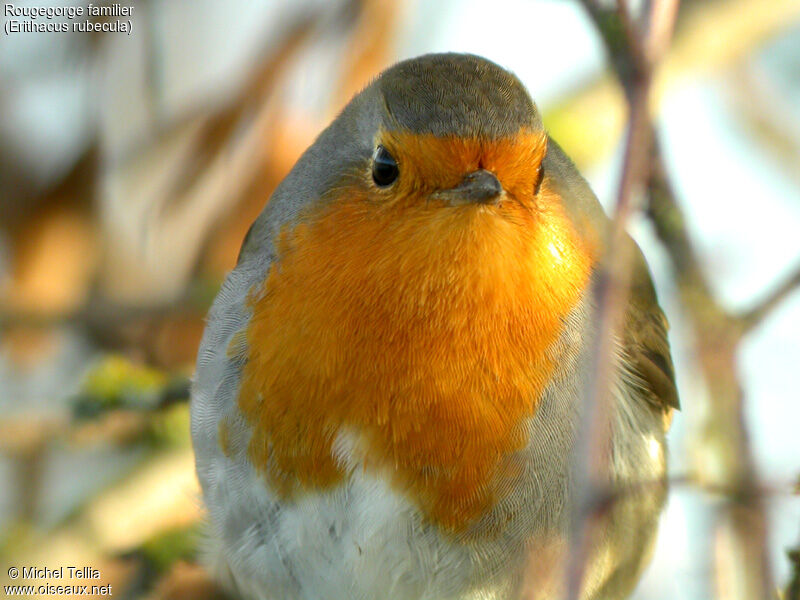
(362, 52, 546, 213)
(316, 53, 551, 239)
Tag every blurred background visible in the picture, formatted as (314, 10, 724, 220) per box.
(1, 0, 799, 598)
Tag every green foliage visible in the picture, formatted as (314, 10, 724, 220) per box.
(148, 404, 192, 448)
(139, 525, 202, 574)
(72, 355, 190, 419)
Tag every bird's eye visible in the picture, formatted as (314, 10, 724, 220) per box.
(372, 146, 399, 187)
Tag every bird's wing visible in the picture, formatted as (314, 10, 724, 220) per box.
(621, 236, 680, 411)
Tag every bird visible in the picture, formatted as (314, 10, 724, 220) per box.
(190, 53, 679, 600)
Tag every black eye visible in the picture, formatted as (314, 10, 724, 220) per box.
(372, 145, 399, 187)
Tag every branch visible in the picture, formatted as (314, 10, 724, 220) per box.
(0, 289, 211, 364)
(740, 263, 800, 334)
(564, 3, 677, 599)
(644, 0, 680, 66)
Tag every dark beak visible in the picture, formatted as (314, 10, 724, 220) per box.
(433, 169, 503, 206)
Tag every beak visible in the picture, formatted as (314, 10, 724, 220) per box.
(432, 169, 504, 206)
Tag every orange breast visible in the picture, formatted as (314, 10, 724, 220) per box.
(237, 135, 593, 532)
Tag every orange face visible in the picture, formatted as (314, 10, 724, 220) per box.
(236, 128, 594, 532)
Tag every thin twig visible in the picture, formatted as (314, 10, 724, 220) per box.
(616, 0, 648, 76)
(0, 292, 209, 331)
(610, 472, 799, 503)
(564, 77, 654, 600)
(564, 3, 677, 599)
(740, 263, 800, 334)
(644, 0, 680, 67)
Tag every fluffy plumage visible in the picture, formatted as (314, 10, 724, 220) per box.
(191, 53, 677, 600)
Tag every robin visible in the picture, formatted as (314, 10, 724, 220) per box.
(191, 53, 678, 600)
